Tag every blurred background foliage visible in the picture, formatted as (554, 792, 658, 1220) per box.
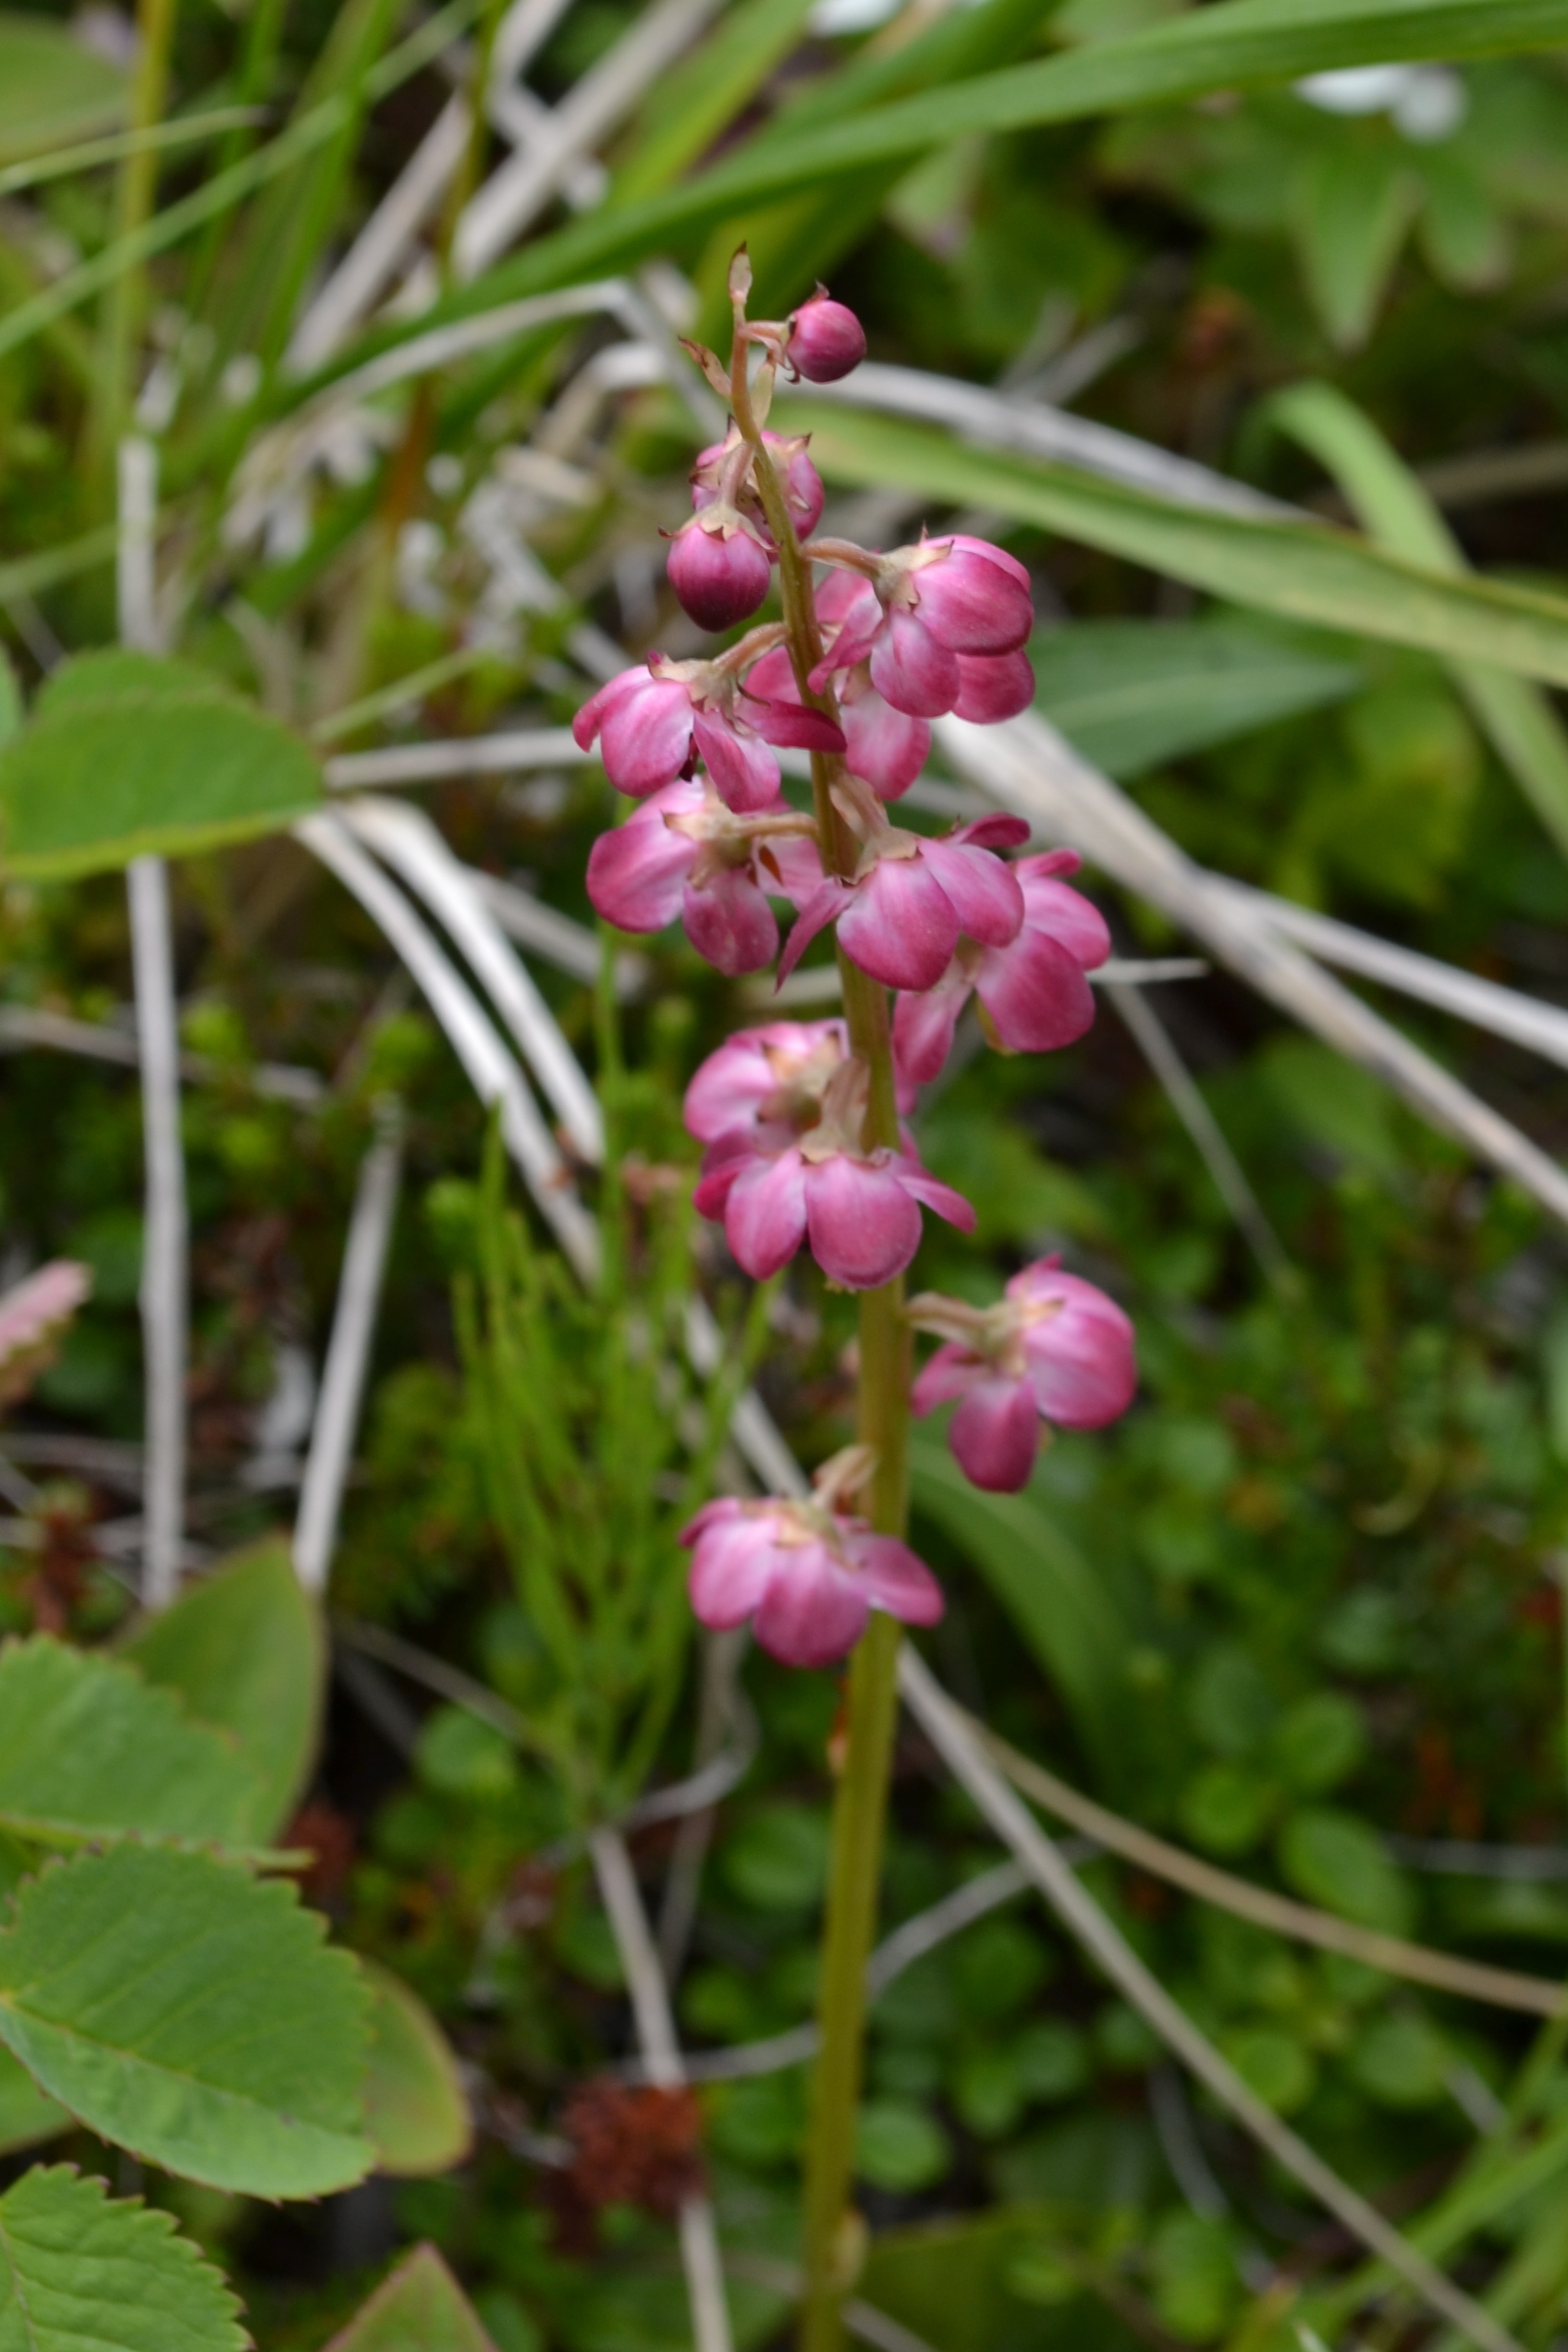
(7, 0, 1568, 2343)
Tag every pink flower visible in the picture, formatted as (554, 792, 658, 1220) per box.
(910, 1259, 1135, 1492)
(684, 1018, 851, 1152)
(808, 537, 1034, 720)
(587, 779, 819, 975)
(0, 1259, 91, 1412)
(668, 506, 772, 631)
(786, 289, 867, 385)
(694, 427, 824, 541)
(683, 1449, 941, 1667)
(750, 612, 929, 800)
(894, 849, 1110, 1085)
(693, 1057, 972, 1288)
(573, 652, 844, 812)
(781, 812, 1031, 995)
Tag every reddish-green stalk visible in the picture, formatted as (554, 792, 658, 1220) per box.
(730, 298, 910, 2352)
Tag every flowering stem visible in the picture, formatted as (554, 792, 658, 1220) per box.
(734, 334, 910, 2352)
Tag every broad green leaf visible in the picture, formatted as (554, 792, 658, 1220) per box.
(1277, 1807, 1415, 1937)
(0, 2043, 70, 2158)
(0, 2167, 245, 2352)
(1030, 617, 1361, 777)
(0, 15, 125, 166)
(779, 404, 1568, 690)
(911, 1436, 1138, 1790)
(1265, 379, 1568, 857)
(388, 0, 1568, 362)
(0, 1844, 374, 2195)
(361, 1962, 473, 2179)
(1292, 143, 1419, 351)
(0, 651, 322, 880)
(0, 1638, 264, 1852)
(124, 1539, 325, 1844)
(324, 2243, 496, 2352)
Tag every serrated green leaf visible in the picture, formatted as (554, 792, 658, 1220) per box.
(0, 14, 126, 167)
(1265, 379, 1568, 857)
(1030, 617, 1362, 777)
(0, 651, 322, 880)
(0, 1638, 265, 1852)
(0, 1845, 374, 2195)
(0, 2166, 245, 2352)
(779, 403, 1568, 689)
(0, 2044, 70, 2158)
(380, 0, 1568, 364)
(124, 1540, 325, 1844)
(325, 2243, 495, 2352)
(361, 1963, 473, 2179)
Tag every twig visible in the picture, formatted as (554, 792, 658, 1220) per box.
(453, 0, 723, 276)
(1104, 978, 1292, 1287)
(323, 724, 584, 789)
(296, 811, 599, 1279)
(292, 1100, 405, 1594)
(469, 872, 648, 998)
(937, 710, 1568, 1234)
(119, 437, 187, 1613)
(588, 1826, 734, 2352)
(658, 1629, 746, 1984)
(897, 1645, 1527, 2352)
(341, 795, 604, 1162)
(982, 1730, 1566, 2019)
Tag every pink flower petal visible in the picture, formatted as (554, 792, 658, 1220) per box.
(598, 677, 694, 795)
(837, 856, 958, 991)
(920, 838, 1024, 949)
(913, 546, 1033, 655)
(952, 649, 1034, 724)
(911, 1341, 988, 1416)
(692, 709, 779, 813)
(750, 699, 845, 754)
(892, 962, 972, 1087)
(893, 1161, 975, 1234)
(975, 929, 1097, 1054)
(849, 1533, 946, 1625)
(757, 833, 825, 909)
(753, 1547, 869, 1667)
(841, 691, 929, 799)
(803, 1155, 923, 1288)
(868, 611, 961, 718)
(1020, 1278, 1136, 1428)
(688, 1514, 778, 1627)
(1018, 868, 1112, 969)
(953, 813, 1031, 854)
(724, 1149, 809, 1277)
(949, 1377, 1042, 1491)
(777, 877, 853, 982)
(683, 869, 779, 975)
(586, 806, 691, 932)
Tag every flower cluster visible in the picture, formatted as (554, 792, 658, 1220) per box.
(577, 262, 1135, 1667)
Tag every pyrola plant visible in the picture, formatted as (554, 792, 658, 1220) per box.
(581, 251, 1135, 2352)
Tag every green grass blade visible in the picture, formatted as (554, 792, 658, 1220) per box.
(1266, 379, 1568, 857)
(610, 0, 821, 203)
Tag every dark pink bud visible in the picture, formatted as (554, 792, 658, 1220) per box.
(668, 508, 772, 632)
(788, 288, 867, 384)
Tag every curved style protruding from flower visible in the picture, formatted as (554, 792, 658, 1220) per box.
(782, 812, 1031, 995)
(910, 1257, 1135, 1492)
(587, 779, 820, 976)
(694, 427, 825, 542)
(668, 506, 772, 631)
(573, 652, 844, 812)
(683, 1449, 942, 1667)
(786, 289, 867, 385)
(894, 849, 1111, 1085)
(694, 1057, 972, 1287)
(808, 537, 1034, 720)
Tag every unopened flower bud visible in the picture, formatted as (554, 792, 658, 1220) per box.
(668, 508, 772, 632)
(787, 288, 867, 384)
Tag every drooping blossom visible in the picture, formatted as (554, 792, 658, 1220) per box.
(910, 1258, 1135, 1492)
(806, 537, 1034, 720)
(782, 811, 1031, 995)
(693, 426, 824, 542)
(749, 587, 931, 799)
(694, 1056, 972, 1288)
(668, 505, 772, 631)
(0, 1259, 91, 1414)
(573, 650, 844, 812)
(684, 1018, 851, 1151)
(683, 1448, 941, 1666)
(587, 779, 819, 976)
(786, 289, 867, 385)
(894, 849, 1111, 1085)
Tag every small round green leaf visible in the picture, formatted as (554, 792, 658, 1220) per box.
(0, 1845, 374, 2196)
